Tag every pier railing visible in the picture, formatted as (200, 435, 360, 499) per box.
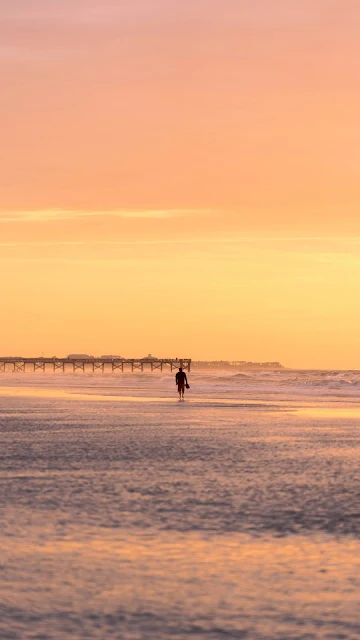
(0, 358, 191, 373)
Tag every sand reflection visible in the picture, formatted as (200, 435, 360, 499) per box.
(1, 531, 359, 638)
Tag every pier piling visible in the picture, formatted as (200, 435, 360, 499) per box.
(0, 358, 191, 374)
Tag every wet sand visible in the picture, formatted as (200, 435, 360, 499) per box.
(0, 371, 359, 639)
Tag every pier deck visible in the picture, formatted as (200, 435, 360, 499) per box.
(0, 358, 191, 373)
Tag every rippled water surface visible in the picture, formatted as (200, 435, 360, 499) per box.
(0, 370, 359, 639)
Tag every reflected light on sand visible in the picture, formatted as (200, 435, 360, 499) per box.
(295, 407, 360, 419)
(0, 386, 284, 409)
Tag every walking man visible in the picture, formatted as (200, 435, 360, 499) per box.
(175, 367, 189, 400)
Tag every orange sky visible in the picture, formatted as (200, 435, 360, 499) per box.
(1, 1, 360, 367)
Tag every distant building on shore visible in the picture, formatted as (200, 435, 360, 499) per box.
(192, 360, 284, 370)
(67, 354, 95, 360)
(232, 361, 284, 369)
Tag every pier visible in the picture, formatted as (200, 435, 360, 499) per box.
(0, 357, 191, 374)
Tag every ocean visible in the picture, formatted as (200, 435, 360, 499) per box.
(0, 369, 359, 639)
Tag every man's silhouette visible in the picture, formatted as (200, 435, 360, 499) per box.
(175, 368, 188, 400)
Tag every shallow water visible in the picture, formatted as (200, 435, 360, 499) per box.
(0, 370, 359, 639)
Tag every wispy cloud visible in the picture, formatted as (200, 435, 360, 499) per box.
(0, 209, 212, 222)
(1, 236, 360, 248)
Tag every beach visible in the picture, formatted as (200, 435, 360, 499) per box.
(0, 370, 359, 639)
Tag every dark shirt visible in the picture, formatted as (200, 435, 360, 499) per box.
(176, 371, 187, 386)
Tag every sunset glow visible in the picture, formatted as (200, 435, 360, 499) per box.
(1, 1, 360, 367)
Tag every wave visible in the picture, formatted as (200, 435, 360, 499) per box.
(188, 369, 360, 398)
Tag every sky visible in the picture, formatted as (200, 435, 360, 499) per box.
(1, 0, 360, 368)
